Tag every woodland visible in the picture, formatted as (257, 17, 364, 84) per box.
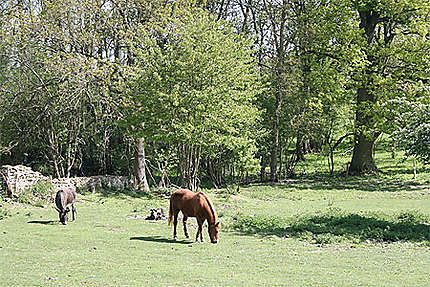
(0, 0, 429, 191)
(1, 3, 430, 286)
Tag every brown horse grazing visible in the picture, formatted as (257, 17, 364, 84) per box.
(169, 189, 221, 243)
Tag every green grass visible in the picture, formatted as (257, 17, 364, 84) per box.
(1, 150, 430, 286)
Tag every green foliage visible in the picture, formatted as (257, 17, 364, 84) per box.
(1, 0, 429, 182)
(129, 9, 262, 144)
(16, 181, 55, 207)
(126, 8, 263, 187)
(350, 0, 430, 131)
(0, 1, 127, 176)
(394, 105, 430, 164)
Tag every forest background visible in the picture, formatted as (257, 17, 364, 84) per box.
(1, 0, 429, 191)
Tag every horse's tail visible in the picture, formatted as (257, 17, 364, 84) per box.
(168, 192, 175, 225)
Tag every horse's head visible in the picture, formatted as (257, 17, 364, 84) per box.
(208, 221, 221, 243)
(55, 207, 70, 225)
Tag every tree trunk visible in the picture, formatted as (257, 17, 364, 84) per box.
(349, 10, 380, 175)
(330, 133, 354, 175)
(0, 169, 15, 198)
(206, 158, 224, 189)
(134, 137, 150, 192)
(295, 133, 306, 162)
(260, 156, 266, 182)
(267, 0, 287, 183)
(349, 133, 377, 175)
(270, 89, 280, 182)
(278, 143, 283, 180)
(349, 87, 379, 175)
(178, 144, 200, 191)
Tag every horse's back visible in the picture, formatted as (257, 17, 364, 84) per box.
(170, 189, 205, 217)
(172, 189, 193, 197)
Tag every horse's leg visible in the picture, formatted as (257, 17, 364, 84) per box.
(183, 216, 190, 238)
(200, 220, 204, 242)
(196, 218, 204, 243)
(173, 209, 180, 240)
(71, 204, 76, 221)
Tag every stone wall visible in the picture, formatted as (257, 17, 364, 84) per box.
(0, 165, 130, 198)
(0, 165, 48, 197)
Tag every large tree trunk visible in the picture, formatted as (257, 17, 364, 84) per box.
(134, 137, 150, 192)
(348, 87, 380, 175)
(349, 10, 380, 175)
(349, 132, 377, 175)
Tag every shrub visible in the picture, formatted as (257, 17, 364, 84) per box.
(16, 180, 56, 206)
(394, 104, 430, 164)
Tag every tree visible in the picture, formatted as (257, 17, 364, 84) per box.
(126, 9, 262, 190)
(0, 0, 170, 178)
(133, 137, 150, 192)
(395, 104, 430, 164)
(0, 0, 134, 177)
(348, 0, 430, 174)
(204, 0, 359, 179)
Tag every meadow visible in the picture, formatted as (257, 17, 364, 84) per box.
(0, 150, 429, 286)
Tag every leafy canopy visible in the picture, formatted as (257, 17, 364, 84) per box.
(126, 9, 263, 163)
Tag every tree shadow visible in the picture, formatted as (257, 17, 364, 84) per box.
(93, 188, 171, 200)
(232, 211, 430, 243)
(263, 176, 430, 193)
(286, 213, 430, 243)
(130, 236, 191, 244)
(27, 220, 57, 225)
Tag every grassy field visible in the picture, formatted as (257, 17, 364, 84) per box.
(0, 151, 430, 286)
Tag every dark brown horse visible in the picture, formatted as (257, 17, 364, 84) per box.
(169, 189, 221, 243)
(54, 187, 77, 225)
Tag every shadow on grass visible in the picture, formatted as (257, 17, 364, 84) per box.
(231, 210, 430, 243)
(254, 175, 430, 193)
(92, 188, 171, 200)
(130, 236, 191, 244)
(27, 220, 57, 225)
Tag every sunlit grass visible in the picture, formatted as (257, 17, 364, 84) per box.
(0, 147, 430, 286)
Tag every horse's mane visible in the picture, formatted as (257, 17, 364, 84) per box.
(200, 192, 218, 223)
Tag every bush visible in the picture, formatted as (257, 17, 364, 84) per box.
(16, 180, 56, 206)
(394, 104, 430, 164)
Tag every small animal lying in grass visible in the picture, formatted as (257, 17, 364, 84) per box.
(54, 187, 77, 225)
(169, 189, 221, 244)
(145, 208, 166, 220)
